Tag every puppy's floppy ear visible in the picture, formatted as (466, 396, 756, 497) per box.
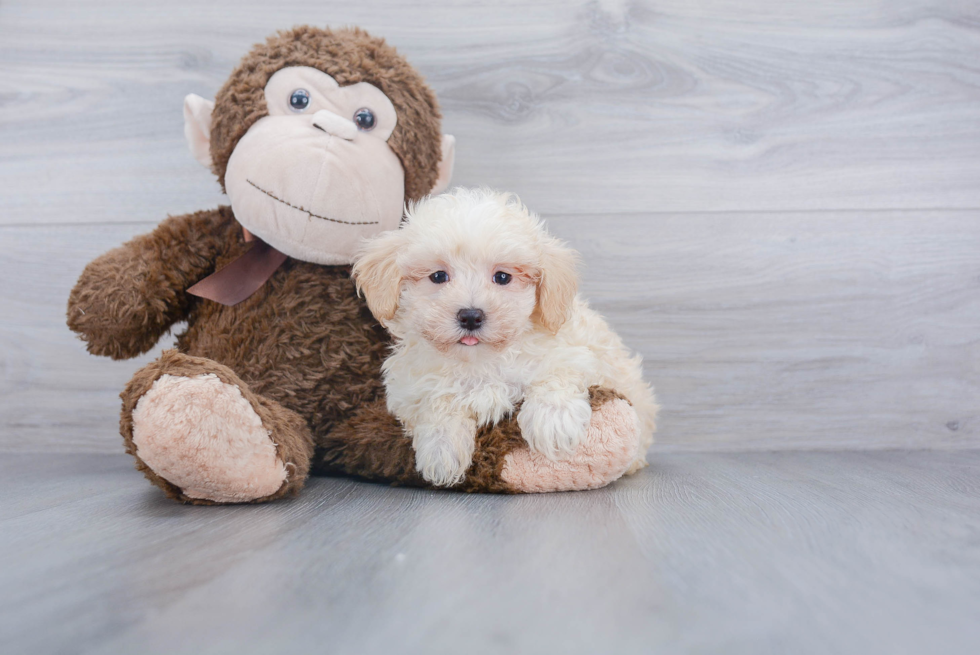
(352, 230, 405, 325)
(532, 236, 579, 334)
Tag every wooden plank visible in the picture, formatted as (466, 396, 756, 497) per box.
(3, 209, 977, 453)
(558, 209, 980, 452)
(2, 0, 980, 224)
(1, 450, 978, 654)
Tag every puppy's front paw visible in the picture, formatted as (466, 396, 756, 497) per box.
(518, 393, 592, 460)
(412, 423, 476, 487)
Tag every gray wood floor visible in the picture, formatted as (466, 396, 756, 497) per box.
(2, 451, 979, 655)
(2, 1, 979, 653)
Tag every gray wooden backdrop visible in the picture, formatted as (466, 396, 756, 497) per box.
(2, 0, 978, 454)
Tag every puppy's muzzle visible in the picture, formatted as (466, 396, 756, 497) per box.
(457, 308, 485, 331)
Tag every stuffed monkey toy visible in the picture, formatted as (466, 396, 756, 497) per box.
(66, 26, 646, 504)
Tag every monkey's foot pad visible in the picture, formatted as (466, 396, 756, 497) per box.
(131, 373, 287, 502)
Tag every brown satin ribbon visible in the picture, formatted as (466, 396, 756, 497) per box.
(187, 239, 288, 306)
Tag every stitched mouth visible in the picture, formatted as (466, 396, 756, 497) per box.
(246, 179, 380, 226)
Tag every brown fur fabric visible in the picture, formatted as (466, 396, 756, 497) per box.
(171, 216, 391, 436)
(68, 206, 391, 442)
(121, 349, 315, 504)
(587, 386, 628, 411)
(67, 208, 233, 360)
(69, 206, 393, 501)
(209, 26, 443, 201)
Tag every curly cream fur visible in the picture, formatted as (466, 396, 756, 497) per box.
(353, 188, 658, 486)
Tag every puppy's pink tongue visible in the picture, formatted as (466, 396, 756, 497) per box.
(460, 336, 480, 346)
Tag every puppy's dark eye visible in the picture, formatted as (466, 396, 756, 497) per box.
(289, 89, 310, 112)
(492, 271, 512, 285)
(353, 108, 376, 131)
(429, 271, 449, 284)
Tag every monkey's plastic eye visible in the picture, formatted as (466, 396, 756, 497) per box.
(429, 271, 449, 284)
(289, 89, 310, 112)
(492, 271, 512, 285)
(353, 108, 376, 131)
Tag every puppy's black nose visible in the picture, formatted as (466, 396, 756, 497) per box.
(457, 308, 485, 331)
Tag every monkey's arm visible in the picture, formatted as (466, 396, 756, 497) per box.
(67, 207, 236, 360)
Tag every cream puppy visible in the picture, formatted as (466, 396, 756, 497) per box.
(352, 188, 657, 487)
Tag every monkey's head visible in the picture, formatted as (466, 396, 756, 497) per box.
(183, 26, 454, 265)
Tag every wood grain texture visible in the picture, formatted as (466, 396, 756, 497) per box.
(2, 0, 980, 224)
(3, 210, 977, 453)
(1, 451, 978, 654)
(1, 1, 978, 453)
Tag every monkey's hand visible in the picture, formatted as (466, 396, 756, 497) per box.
(67, 208, 233, 360)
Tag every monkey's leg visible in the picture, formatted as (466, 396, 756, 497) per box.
(120, 350, 314, 504)
(312, 387, 641, 493)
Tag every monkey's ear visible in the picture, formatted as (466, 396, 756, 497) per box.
(183, 94, 215, 168)
(351, 230, 406, 325)
(430, 134, 456, 195)
(532, 237, 579, 334)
